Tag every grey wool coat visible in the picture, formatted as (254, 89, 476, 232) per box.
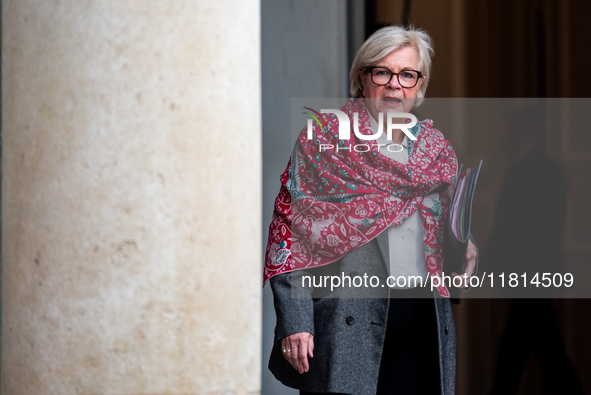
(269, 231, 464, 395)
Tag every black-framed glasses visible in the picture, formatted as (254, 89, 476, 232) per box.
(365, 66, 423, 88)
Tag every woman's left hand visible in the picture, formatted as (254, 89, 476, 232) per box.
(451, 239, 477, 288)
(281, 332, 314, 374)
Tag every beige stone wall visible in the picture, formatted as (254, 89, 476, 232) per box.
(2, 1, 261, 394)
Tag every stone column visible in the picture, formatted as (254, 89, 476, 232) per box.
(2, 1, 261, 394)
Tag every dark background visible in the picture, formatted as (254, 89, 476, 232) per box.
(262, 1, 591, 393)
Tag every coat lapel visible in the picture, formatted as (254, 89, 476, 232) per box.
(375, 231, 390, 272)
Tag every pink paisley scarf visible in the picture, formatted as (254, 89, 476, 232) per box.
(264, 98, 458, 297)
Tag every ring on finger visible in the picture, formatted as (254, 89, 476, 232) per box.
(282, 349, 291, 354)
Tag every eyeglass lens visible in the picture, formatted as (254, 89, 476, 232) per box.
(371, 68, 419, 88)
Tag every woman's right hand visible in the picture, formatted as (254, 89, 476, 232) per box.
(281, 332, 314, 374)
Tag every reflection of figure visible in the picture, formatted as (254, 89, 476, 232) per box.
(488, 109, 566, 280)
(488, 109, 583, 394)
(264, 26, 477, 395)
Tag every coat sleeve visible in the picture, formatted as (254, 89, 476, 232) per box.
(269, 270, 315, 340)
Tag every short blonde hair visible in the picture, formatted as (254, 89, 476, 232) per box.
(350, 25, 434, 106)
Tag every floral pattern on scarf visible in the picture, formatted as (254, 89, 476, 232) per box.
(264, 98, 458, 297)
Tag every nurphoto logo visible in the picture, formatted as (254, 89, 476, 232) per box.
(303, 107, 417, 153)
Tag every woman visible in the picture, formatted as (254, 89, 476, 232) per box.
(264, 25, 477, 395)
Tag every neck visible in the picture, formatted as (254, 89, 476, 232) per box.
(368, 110, 407, 144)
(380, 114, 406, 144)
(389, 129, 405, 144)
